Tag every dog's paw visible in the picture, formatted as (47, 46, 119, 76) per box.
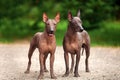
(86, 69, 90, 72)
(74, 73, 80, 77)
(44, 69, 49, 72)
(51, 75, 57, 79)
(24, 70, 30, 74)
(37, 74, 44, 80)
(62, 73, 69, 77)
(70, 69, 73, 73)
(37, 77, 43, 80)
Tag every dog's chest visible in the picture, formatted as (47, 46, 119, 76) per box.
(65, 38, 80, 53)
(39, 38, 56, 53)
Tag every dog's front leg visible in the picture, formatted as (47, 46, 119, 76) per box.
(74, 51, 80, 77)
(38, 53, 44, 79)
(70, 54, 75, 73)
(50, 53, 57, 79)
(63, 52, 69, 77)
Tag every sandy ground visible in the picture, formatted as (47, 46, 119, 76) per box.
(0, 44, 120, 80)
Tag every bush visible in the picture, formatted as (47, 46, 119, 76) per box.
(0, 0, 119, 44)
(61, 0, 117, 30)
(0, 18, 30, 39)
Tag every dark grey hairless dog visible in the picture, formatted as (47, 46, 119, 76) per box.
(63, 10, 90, 77)
(24, 13, 60, 79)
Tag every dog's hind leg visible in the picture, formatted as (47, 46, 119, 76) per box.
(70, 54, 75, 73)
(24, 41, 36, 74)
(85, 44, 90, 72)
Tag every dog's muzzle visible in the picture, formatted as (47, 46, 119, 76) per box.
(48, 30, 54, 37)
(80, 28, 84, 32)
(78, 25, 84, 32)
(50, 30, 54, 34)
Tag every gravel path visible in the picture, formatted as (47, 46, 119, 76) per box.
(0, 44, 120, 80)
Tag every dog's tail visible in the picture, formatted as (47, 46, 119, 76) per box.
(81, 44, 85, 56)
(81, 47, 84, 56)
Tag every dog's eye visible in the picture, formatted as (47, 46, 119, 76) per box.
(47, 23, 49, 25)
(54, 23, 56, 25)
(72, 21, 76, 25)
(72, 20, 75, 23)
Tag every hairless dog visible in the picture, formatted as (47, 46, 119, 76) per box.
(63, 10, 90, 77)
(24, 13, 60, 79)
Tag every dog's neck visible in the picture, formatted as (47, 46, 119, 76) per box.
(66, 23, 80, 44)
(44, 30, 55, 37)
(67, 23, 77, 35)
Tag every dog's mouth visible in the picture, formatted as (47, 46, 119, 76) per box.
(48, 31, 54, 37)
(79, 29, 84, 32)
(78, 27, 84, 32)
(48, 33, 54, 37)
(75, 29, 83, 32)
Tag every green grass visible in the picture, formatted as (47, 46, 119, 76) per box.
(0, 20, 120, 46)
(89, 21, 120, 46)
(56, 20, 67, 45)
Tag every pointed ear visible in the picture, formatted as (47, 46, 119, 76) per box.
(55, 13, 60, 23)
(43, 13, 48, 22)
(77, 10, 80, 17)
(68, 11, 73, 21)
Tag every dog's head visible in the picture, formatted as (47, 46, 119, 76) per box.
(43, 13, 60, 37)
(68, 10, 84, 32)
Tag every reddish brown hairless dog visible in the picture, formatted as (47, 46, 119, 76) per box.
(24, 13, 60, 79)
(63, 10, 90, 77)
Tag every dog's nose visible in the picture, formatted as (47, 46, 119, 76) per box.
(79, 27, 84, 32)
(80, 28, 84, 32)
(50, 30, 54, 34)
(78, 25, 84, 32)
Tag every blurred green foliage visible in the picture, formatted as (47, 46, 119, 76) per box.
(89, 21, 120, 46)
(0, 0, 120, 46)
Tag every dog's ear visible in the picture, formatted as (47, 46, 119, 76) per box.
(77, 10, 80, 17)
(55, 13, 60, 23)
(43, 13, 48, 22)
(68, 11, 73, 21)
